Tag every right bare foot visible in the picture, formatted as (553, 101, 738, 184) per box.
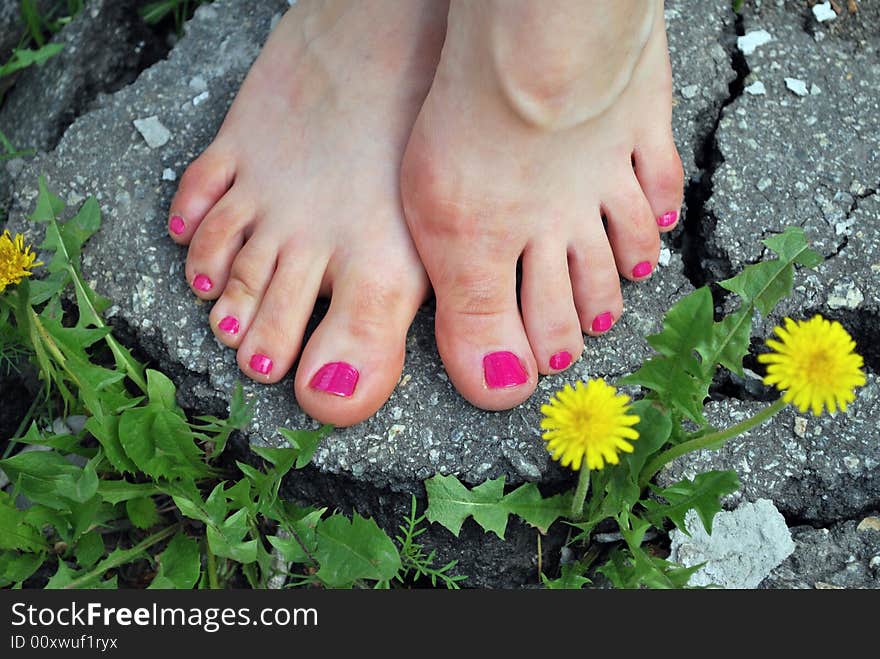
(401, 0, 684, 411)
(168, 0, 447, 426)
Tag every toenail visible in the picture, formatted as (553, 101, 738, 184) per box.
(310, 361, 360, 397)
(591, 311, 614, 333)
(169, 215, 186, 235)
(549, 351, 572, 371)
(218, 316, 240, 335)
(632, 261, 653, 279)
(483, 351, 528, 389)
(192, 274, 213, 292)
(657, 210, 678, 227)
(249, 353, 273, 375)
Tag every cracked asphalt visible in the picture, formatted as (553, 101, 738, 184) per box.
(1, 0, 877, 587)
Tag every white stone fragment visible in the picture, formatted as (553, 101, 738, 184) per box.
(745, 80, 766, 95)
(757, 177, 773, 192)
(812, 2, 837, 22)
(162, 168, 177, 181)
(668, 499, 795, 589)
(737, 29, 773, 55)
(658, 247, 672, 267)
(810, 83, 822, 95)
(133, 116, 171, 149)
(681, 84, 699, 99)
(826, 281, 864, 309)
(192, 91, 210, 106)
(188, 75, 207, 92)
(784, 77, 809, 97)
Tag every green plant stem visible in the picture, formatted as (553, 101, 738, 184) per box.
(570, 467, 591, 519)
(206, 542, 219, 589)
(2, 394, 43, 459)
(63, 524, 179, 589)
(639, 397, 788, 489)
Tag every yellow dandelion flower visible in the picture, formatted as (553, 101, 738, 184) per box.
(540, 379, 640, 471)
(757, 315, 866, 417)
(0, 230, 41, 294)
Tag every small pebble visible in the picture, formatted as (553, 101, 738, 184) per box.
(745, 80, 766, 95)
(192, 91, 210, 107)
(810, 83, 821, 95)
(757, 177, 772, 192)
(812, 1, 837, 22)
(133, 116, 171, 149)
(162, 168, 177, 181)
(793, 417, 808, 438)
(737, 30, 773, 55)
(658, 247, 672, 267)
(857, 517, 880, 532)
(681, 84, 699, 99)
(784, 77, 809, 97)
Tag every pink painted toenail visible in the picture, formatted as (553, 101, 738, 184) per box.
(483, 351, 528, 389)
(310, 362, 359, 397)
(632, 261, 653, 279)
(657, 210, 678, 227)
(192, 274, 213, 292)
(249, 353, 273, 375)
(549, 351, 572, 370)
(591, 311, 614, 333)
(218, 316, 240, 335)
(169, 215, 185, 235)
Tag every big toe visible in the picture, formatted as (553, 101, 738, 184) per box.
(294, 260, 427, 427)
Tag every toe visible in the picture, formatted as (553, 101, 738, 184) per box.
(633, 133, 684, 232)
(168, 146, 236, 243)
(184, 192, 256, 299)
(294, 261, 427, 427)
(235, 247, 326, 383)
(569, 218, 624, 337)
(520, 241, 584, 374)
(207, 231, 288, 348)
(431, 254, 537, 411)
(602, 175, 661, 282)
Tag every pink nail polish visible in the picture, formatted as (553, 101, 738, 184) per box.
(591, 311, 614, 333)
(483, 351, 528, 389)
(632, 261, 653, 279)
(249, 353, 273, 375)
(218, 316, 240, 335)
(657, 210, 678, 227)
(192, 274, 213, 292)
(310, 362, 359, 397)
(169, 215, 185, 235)
(549, 351, 572, 370)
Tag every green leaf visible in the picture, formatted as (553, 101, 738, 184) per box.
(0, 450, 84, 509)
(126, 497, 161, 530)
(268, 508, 324, 565)
(118, 405, 210, 481)
(542, 561, 592, 589)
(206, 509, 258, 564)
(148, 533, 200, 589)
(145, 369, 182, 414)
(74, 530, 105, 569)
(620, 357, 709, 424)
(720, 226, 822, 317)
(502, 483, 570, 534)
(97, 480, 160, 505)
(0, 492, 47, 551)
(647, 287, 714, 361)
(0, 550, 45, 587)
(424, 474, 508, 539)
(699, 308, 753, 377)
(642, 470, 740, 535)
(0, 43, 64, 78)
(85, 415, 137, 474)
(622, 401, 673, 483)
(314, 513, 401, 588)
(277, 424, 332, 469)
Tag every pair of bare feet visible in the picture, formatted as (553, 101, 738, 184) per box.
(167, 0, 684, 427)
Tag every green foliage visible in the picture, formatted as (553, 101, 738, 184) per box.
(424, 474, 570, 539)
(140, 0, 214, 37)
(643, 471, 740, 535)
(395, 497, 466, 589)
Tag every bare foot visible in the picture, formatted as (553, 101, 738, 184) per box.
(401, 0, 684, 410)
(168, 0, 447, 426)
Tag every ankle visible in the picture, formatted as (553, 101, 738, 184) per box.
(477, 0, 658, 130)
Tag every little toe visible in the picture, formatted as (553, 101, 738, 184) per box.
(294, 264, 427, 427)
(520, 242, 584, 374)
(633, 133, 684, 232)
(235, 249, 326, 383)
(603, 177, 661, 282)
(168, 146, 236, 243)
(184, 192, 256, 299)
(569, 220, 624, 337)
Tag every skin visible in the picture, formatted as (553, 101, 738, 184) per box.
(170, 0, 684, 425)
